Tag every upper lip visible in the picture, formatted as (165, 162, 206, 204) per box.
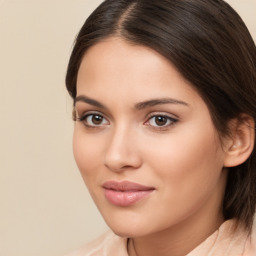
(102, 180, 155, 192)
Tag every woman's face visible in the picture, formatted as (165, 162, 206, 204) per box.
(73, 37, 228, 237)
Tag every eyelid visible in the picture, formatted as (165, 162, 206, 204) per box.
(76, 111, 91, 121)
(77, 110, 106, 120)
(75, 104, 113, 120)
(144, 112, 178, 130)
(145, 111, 178, 120)
(77, 111, 110, 128)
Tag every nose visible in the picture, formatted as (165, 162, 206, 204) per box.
(104, 125, 142, 172)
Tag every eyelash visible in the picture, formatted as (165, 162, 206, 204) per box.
(76, 111, 178, 130)
(144, 113, 178, 131)
(77, 111, 109, 129)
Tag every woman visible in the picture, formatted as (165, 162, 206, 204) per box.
(65, 0, 256, 255)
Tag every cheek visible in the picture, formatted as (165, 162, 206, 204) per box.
(73, 128, 102, 180)
(140, 131, 225, 226)
(146, 126, 225, 199)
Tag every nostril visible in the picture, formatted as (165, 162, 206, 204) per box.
(104, 129, 142, 172)
(104, 153, 142, 172)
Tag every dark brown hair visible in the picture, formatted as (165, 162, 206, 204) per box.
(66, 0, 256, 230)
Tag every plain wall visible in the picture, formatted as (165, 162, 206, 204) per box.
(0, 1, 255, 256)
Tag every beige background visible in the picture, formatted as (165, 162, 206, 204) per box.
(0, 1, 255, 256)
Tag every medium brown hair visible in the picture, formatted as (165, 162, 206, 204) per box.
(66, 0, 256, 230)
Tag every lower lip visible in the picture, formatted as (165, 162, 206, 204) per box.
(104, 189, 154, 206)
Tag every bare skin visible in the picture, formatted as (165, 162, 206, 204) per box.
(73, 37, 237, 255)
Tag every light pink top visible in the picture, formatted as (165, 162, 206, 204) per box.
(65, 219, 256, 256)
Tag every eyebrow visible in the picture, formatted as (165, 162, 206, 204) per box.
(134, 98, 189, 110)
(74, 95, 106, 109)
(74, 95, 189, 110)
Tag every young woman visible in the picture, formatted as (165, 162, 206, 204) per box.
(65, 0, 256, 255)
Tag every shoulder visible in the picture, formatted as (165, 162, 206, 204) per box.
(64, 230, 128, 256)
(188, 219, 256, 256)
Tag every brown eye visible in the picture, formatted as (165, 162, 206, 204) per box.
(155, 116, 168, 126)
(147, 115, 177, 128)
(91, 115, 104, 125)
(78, 113, 109, 127)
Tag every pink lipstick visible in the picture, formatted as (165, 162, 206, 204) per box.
(102, 181, 155, 206)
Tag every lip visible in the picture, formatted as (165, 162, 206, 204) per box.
(102, 181, 155, 206)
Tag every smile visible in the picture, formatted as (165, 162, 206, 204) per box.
(102, 181, 155, 207)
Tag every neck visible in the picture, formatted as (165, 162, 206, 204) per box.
(128, 214, 224, 256)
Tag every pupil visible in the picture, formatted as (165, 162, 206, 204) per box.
(92, 115, 102, 125)
(156, 116, 167, 126)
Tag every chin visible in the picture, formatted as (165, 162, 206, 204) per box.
(106, 215, 170, 239)
(110, 225, 149, 238)
(102, 211, 152, 238)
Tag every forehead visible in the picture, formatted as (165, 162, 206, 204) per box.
(78, 37, 175, 82)
(77, 37, 197, 100)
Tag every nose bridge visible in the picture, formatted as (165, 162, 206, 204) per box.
(104, 122, 141, 171)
